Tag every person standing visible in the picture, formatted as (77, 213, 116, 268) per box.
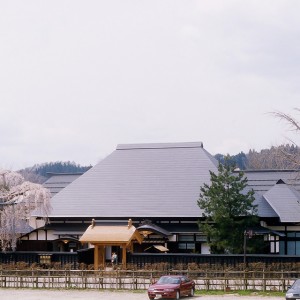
(111, 252, 118, 265)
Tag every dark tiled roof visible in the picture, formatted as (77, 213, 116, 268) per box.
(49, 142, 218, 218)
(243, 170, 300, 222)
(263, 181, 300, 222)
(45, 143, 300, 224)
(244, 170, 300, 193)
(253, 193, 279, 218)
(43, 173, 83, 196)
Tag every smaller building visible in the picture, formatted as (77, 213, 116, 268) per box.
(79, 219, 143, 269)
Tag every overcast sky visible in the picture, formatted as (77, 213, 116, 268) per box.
(1, 1, 300, 170)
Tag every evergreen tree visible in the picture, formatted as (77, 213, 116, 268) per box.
(198, 158, 259, 254)
(215, 152, 248, 170)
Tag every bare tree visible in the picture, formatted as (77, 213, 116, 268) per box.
(247, 144, 300, 170)
(272, 108, 300, 132)
(271, 108, 300, 168)
(0, 170, 51, 251)
(18, 169, 47, 184)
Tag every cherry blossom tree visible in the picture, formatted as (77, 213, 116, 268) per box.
(0, 170, 51, 251)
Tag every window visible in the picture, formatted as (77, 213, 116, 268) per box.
(269, 235, 279, 253)
(282, 232, 300, 255)
(178, 235, 194, 242)
(195, 235, 206, 242)
(178, 243, 195, 250)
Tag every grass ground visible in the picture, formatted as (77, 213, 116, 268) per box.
(196, 289, 285, 297)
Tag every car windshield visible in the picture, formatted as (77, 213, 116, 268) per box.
(292, 280, 300, 289)
(157, 277, 181, 284)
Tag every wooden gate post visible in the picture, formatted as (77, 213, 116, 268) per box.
(122, 245, 127, 268)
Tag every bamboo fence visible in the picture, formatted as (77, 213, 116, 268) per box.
(0, 269, 298, 291)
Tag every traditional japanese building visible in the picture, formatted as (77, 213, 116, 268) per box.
(19, 142, 300, 256)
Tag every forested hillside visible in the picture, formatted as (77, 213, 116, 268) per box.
(19, 161, 92, 183)
(247, 144, 300, 169)
(215, 144, 300, 170)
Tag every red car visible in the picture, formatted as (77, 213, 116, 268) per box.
(147, 275, 195, 300)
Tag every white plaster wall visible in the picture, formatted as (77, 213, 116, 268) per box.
(38, 230, 46, 240)
(28, 217, 46, 230)
(201, 243, 210, 254)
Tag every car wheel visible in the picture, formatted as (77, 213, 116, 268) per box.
(148, 297, 155, 300)
(189, 287, 195, 296)
(175, 290, 180, 300)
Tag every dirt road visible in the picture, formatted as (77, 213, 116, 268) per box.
(0, 289, 284, 300)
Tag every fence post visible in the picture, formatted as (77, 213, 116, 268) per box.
(224, 271, 230, 292)
(117, 270, 120, 289)
(281, 270, 285, 292)
(205, 271, 209, 291)
(263, 269, 266, 292)
(133, 271, 137, 290)
(243, 269, 247, 290)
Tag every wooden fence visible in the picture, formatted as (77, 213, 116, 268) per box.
(0, 251, 77, 268)
(0, 269, 298, 291)
(128, 253, 300, 268)
(3, 251, 300, 269)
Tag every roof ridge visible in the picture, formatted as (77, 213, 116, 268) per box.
(116, 142, 204, 150)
